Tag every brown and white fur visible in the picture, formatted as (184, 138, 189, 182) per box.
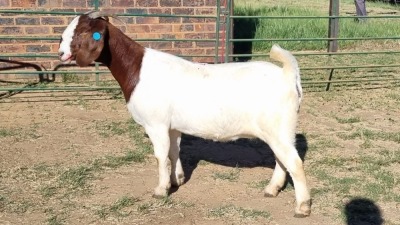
(58, 12, 311, 217)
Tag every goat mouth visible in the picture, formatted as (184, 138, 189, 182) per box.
(60, 55, 74, 64)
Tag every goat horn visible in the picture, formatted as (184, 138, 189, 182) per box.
(86, 10, 113, 19)
(85, 10, 126, 26)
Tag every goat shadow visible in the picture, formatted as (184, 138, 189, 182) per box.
(170, 133, 308, 194)
(232, 16, 260, 62)
(345, 198, 384, 225)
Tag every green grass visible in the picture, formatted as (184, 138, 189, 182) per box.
(338, 128, 400, 143)
(94, 119, 152, 155)
(96, 196, 140, 219)
(0, 128, 16, 137)
(335, 116, 361, 124)
(212, 166, 241, 182)
(208, 205, 270, 220)
(234, 4, 400, 52)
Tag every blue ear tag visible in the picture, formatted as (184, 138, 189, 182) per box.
(92, 32, 101, 41)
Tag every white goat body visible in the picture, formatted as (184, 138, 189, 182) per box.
(128, 46, 300, 142)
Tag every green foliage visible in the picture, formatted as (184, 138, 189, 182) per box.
(234, 5, 400, 52)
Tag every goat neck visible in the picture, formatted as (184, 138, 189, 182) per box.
(98, 24, 145, 102)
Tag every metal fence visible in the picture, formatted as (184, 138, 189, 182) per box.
(1, 0, 400, 94)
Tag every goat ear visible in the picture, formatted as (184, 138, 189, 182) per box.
(75, 32, 104, 67)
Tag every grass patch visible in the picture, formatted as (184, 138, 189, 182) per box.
(47, 214, 65, 225)
(137, 197, 194, 215)
(0, 128, 17, 137)
(248, 179, 269, 190)
(335, 116, 361, 124)
(209, 205, 270, 220)
(338, 129, 400, 143)
(95, 119, 152, 155)
(212, 166, 241, 182)
(234, 5, 400, 52)
(96, 196, 140, 219)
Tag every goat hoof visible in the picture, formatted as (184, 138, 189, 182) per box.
(153, 187, 168, 198)
(294, 199, 312, 218)
(294, 212, 310, 218)
(152, 194, 167, 199)
(264, 185, 280, 197)
(264, 193, 276, 198)
(171, 174, 185, 187)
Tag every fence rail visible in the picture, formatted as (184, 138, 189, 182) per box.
(1, 0, 400, 94)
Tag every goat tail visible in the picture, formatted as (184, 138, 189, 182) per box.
(269, 44, 303, 103)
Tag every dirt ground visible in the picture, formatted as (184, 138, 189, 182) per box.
(1, 85, 400, 225)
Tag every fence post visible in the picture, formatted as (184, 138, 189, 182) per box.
(215, 0, 221, 64)
(94, 0, 100, 86)
(326, 0, 339, 91)
(224, 0, 232, 63)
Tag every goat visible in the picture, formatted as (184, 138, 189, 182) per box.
(58, 11, 311, 217)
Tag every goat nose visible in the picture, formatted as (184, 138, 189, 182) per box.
(58, 51, 64, 57)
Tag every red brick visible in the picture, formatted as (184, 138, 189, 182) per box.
(182, 48, 205, 55)
(182, 18, 205, 23)
(174, 41, 193, 48)
(63, 0, 86, 7)
(136, 17, 159, 24)
(26, 45, 51, 53)
(185, 33, 204, 39)
(0, 27, 23, 35)
(183, 0, 204, 7)
(25, 26, 50, 34)
(127, 25, 150, 33)
(38, 0, 62, 7)
(149, 42, 173, 49)
(173, 24, 194, 32)
(148, 8, 171, 14)
(111, 0, 134, 7)
(0, 0, 9, 7)
(100, 8, 124, 14)
(136, 0, 158, 7)
(172, 8, 194, 15)
(159, 17, 181, 24)
(196, 41, 216, 48)
(196, 8, 216, 15)
(205, 0, 217, 6)
(0, 45, 24, 53)
(11, 0, 35, 7)
(53, 26, 67, 34)
(16, 17, 40, 25)
(149, 25, 172, 33)
(0, 18, 14, 25)
(195, 24, 215, 32)
(41, 17, 65, 25)
(160, 0, 181, 7)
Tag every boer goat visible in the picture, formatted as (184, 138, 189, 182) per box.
(58, 11, 311, 217)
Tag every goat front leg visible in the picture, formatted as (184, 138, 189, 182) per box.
(146, 126, 171, 198)
(169, 130, 185, 187)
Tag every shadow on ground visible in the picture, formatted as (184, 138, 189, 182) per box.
(345, 198, 383, 225)
(174, 134, 308, 187)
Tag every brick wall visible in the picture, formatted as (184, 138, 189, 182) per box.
(0, 0, 229, 80)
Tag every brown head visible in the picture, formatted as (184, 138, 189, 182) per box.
(58, 11, 109, 66)
(58, 11, 145, 102)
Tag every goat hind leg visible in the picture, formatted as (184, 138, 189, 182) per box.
(169, 130, 185, 187)
(264, 159, 287, 197)
(269, 140, 311, 217)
